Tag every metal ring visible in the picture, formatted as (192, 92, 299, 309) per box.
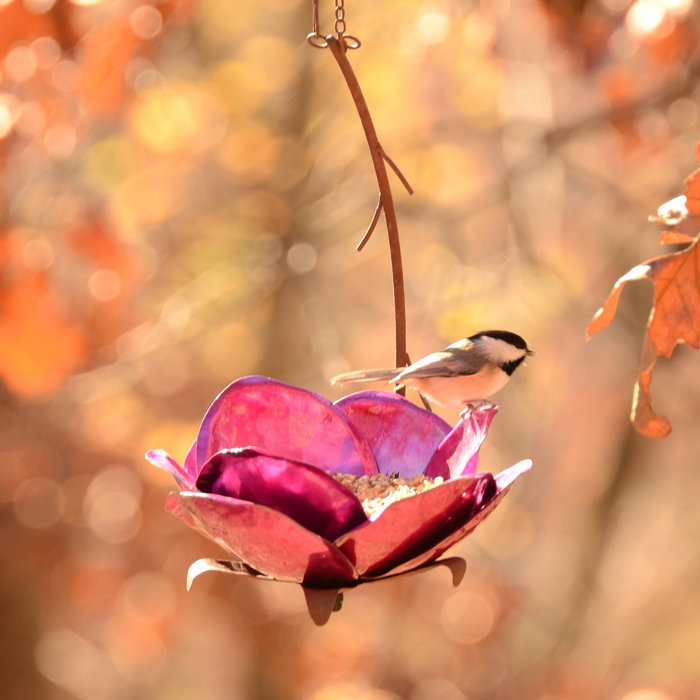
(342, 34, 361, 50)
(306, 32, 328, 49)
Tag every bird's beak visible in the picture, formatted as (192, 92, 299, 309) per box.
(526, 349, 535, 356)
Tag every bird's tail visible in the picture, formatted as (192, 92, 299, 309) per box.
(331, 368, 400, 385)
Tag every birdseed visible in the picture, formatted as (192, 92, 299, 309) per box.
(329, 472, 445, 521)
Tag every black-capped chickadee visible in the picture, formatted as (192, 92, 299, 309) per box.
(332, 330, 533, 408)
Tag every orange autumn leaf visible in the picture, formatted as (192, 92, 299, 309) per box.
(68, 221, 144, 293)
(0, 271, 88, 397)
(588, 154, 700, 438)
(648, 20, 695, 66)
(78, 15, 140, 114)
(684, 163, 700, 214)
(632, 334, 669, 439)
(658, 229, 694, 245)
(0, 3, 64, 57)
(66, 221, 147, 345)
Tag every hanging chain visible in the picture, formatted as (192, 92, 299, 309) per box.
(334, 0, 346, 36)
(307, 0, 361, 50)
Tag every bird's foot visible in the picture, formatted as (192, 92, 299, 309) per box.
(460, 400, 497, 416)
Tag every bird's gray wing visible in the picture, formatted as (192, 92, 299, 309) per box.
(395, 347, 483, 380)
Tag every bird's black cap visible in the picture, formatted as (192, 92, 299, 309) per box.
(472, 330, 532, 353)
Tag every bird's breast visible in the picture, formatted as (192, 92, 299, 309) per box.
(401, 365, 509, 406)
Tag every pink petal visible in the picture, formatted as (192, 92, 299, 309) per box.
(145, 450, 193, 489)
(167, 492, 358, 587)
(183, 440, 197, 480)
(425, 402, 498, 479)
(494, 459, 532, 490)
(195, 376, 376, 477)
(335, 391, 452, 477)
(373, 459, 532, 578)
(334, 474, 496, 577)
(196, 448, 367, 541)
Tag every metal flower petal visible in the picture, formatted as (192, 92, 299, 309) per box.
(195, 447, 367, 541)
(333, 472, 497, 576)
(194, 376, 377, 477)
(375, 459, 532, 578)
(335, 391, 452, 477)
(167, 491, 358, 587)
(425, 402, 497, 479)
(146, 448, 193, 489)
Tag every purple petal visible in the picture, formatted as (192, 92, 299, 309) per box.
(195, 376, 376, 477)
(372, 459, 532, 578)
(335, 391, 452, 477)
(494, 459, 532, 490)
(425, 402, 498, 479)
(145, 450, 193, 489)
(183, 440, 197, 481)
(334, 474, 497, 577)
(196, 448, 367, 541)
(167, 492, 358, 587)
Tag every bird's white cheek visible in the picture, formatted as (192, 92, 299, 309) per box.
(403, 366, 509, 406)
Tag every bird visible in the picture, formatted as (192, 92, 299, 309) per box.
(331, 330, 533, 408)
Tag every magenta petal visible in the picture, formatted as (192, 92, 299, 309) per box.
(145, 450, 193, 489)
(195, 376, 376, 477)
(373, 460, 532, 578)
(334, 474, 497, 577)
(183, 440, 197, 481)
(196, 448, 367, 541)
(167, 492, 358, 587)
(494, 459, 532, 490)
(335, 391, 452, 477)
(425, 403, 498, 479)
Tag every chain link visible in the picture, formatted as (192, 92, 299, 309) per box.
(307, 0, 360, 49)
(334, 0, 346, 37)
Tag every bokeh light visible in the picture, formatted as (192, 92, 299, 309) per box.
(83, 467, 142, 543)
(13, 477, 64, 528)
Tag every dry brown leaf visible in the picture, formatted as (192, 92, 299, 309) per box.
(658, 230, 694, 245)
(588, 156, 700, 438)
(631, 333, 670, 439)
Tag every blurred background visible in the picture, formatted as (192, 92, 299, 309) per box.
(1, 0, 700, 698)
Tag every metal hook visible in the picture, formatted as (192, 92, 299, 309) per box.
(307, 32, 329, 49)
(307, 0, 361, 50)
